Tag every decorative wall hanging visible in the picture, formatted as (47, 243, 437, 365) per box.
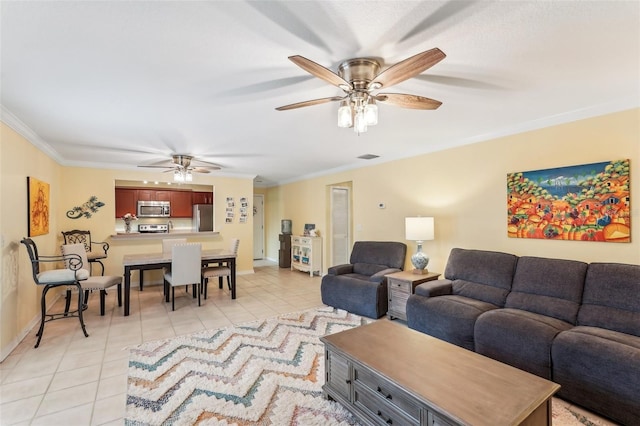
(66, 196, 105, 219)
(239, 197, 248, 223)
(225, 197, 235, 224)
(27, 177, 50, 236)
(507, 159, 630, 242)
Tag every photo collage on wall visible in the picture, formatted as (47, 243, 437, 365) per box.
(239, 197, 248, 223)
(225, 197, 234, 223)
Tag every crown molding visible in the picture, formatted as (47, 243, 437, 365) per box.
(0, 105, 64, 164)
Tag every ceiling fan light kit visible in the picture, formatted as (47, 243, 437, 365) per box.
(173, 169, 193, 182)
(276, 48, 446, 134)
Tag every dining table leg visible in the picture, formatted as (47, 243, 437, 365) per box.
(124, 265, 131, 316)
(231, 258, 237, 299)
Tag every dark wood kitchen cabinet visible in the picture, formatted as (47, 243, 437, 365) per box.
(138, 189, 171, 202)
(170, 191, 193, 217)
(115, 188, 137, 218)
(192, 191, 213, 204)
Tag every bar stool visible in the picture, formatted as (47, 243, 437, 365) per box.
(21, 238, 89, 348)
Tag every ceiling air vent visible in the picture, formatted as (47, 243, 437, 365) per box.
(357, 154, 379, 160)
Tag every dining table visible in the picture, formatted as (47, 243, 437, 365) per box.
(122, 248, 236, 316)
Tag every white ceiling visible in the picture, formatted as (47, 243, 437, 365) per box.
(2, 1, 639, 187)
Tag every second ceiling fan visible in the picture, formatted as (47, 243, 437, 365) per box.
(275, 48, 446, 134)
(138, 155, 220, 182)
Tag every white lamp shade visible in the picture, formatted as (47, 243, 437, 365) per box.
(405, 217, 435, 241)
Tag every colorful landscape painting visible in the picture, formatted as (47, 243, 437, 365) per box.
(507, 159, 630, 242)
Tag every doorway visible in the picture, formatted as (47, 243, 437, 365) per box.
(253, 194, 264, 260)
(329, 185, 351, 267)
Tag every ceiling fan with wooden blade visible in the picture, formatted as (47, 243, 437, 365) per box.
(275, 48, 446, 133)
(138, 155, 221, 179)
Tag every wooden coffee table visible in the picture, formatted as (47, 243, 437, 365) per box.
(321, 320, 560, 426)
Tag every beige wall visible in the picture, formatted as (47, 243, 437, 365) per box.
(266, 109, 640, 274)
(1, 124, 63, 356)
(2, 108, 639, 359)
(0, 125, 255, 358)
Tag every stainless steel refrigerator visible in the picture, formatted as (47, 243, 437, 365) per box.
(193, 204, 214, 232)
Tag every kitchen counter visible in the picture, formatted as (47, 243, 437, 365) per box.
(110, 231, 219, 240)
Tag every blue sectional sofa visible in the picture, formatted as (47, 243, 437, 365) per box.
(406, 248, 640, 425)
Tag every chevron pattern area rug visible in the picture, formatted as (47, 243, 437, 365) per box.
(125, 307, 367, 425)
(125, 306, 609, 426)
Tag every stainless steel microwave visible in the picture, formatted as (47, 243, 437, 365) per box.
(137, 201, 170, 217)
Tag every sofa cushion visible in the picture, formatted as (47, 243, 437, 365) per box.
(445, 248, 518, 307)
(505, 256, 587, 324)
(407, 294, 499, 351)
(349, 241, 406, 269)
(352, 262, 388, 276)
(578, 262, 640, 337)
(475, 308, 574, 379)
(552, 326, 640, 425)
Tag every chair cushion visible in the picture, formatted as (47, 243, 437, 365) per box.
(37, 268, 89, 284)
(202, 266, 231, 278)
(349, 241, 406, 270)
(80, 275, 122, 290)
(352, 262, 388, 276)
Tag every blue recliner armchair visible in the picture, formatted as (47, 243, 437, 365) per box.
(321, 241, 407, 318)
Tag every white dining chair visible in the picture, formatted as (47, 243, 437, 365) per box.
(161, 238, 188, 292)
(202, 238, 239, 298)
(162, 238, 187, 255)
(163, 243, 202, 311)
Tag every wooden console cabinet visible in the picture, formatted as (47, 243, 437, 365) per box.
(291, 236, 321, 276)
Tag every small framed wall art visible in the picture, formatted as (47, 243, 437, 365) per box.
(27, 176, 50, 236)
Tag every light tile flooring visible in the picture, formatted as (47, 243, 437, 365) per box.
(0, 261, 617, 425)
(0, 261, 325, 425)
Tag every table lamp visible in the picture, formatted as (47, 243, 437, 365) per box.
(405, 217, 435, 274)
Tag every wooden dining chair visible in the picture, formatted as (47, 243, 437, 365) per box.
(61, 244, 122, 316)
(202, 238, 239, 298)
(163, 243, 202, 311)
(21, 238, 89, 348)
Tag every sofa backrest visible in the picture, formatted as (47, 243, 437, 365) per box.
(350, 241, 407, 275)
(506, 256, 587, 324)
(445, 248, 518, 307)
(578, 262, 640, 337)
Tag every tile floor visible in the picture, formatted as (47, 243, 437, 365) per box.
(0, 261, 617, 425)
(0, 261, 325, 425)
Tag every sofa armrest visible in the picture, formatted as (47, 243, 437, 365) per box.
(414, 279, 453, 297)
(327, 264, 354, 276)
(369, 268, 402, 284)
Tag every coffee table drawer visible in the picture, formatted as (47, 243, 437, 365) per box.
(354, 382, 419, 426)
(354, 362, 421, 421)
